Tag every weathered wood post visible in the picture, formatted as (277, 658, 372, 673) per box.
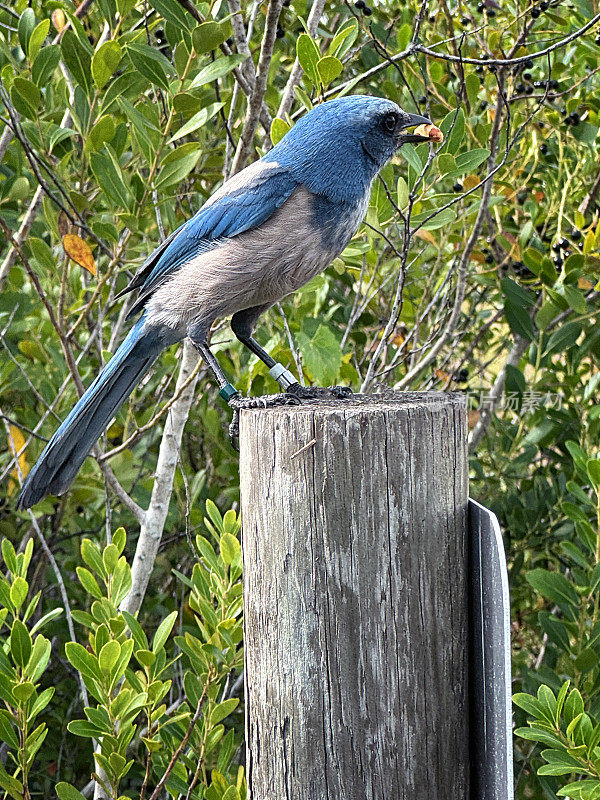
(239, 392, 468, 800)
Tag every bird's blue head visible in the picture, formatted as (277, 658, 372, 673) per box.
(266, 95, 432, 202)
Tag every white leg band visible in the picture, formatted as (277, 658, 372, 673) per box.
(269, 364, 297, 389)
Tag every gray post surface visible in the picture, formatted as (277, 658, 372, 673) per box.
(239, 392, 469, 800)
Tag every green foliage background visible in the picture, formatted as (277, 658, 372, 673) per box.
(1, 0, 600, 795)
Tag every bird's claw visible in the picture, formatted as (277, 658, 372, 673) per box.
(227, 392, 302, 450)
(287, 383, 354, 400)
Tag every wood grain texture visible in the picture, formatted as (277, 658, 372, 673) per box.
(239, 392, 468, 800)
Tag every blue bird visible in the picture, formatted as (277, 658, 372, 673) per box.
(17, 96, 434, 509)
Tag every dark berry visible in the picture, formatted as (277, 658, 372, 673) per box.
(429, 15, 436, 22)
(516, 83, 525, 93)
(596, 35, 600, 45)
(76, 506, 84, 514)
(276, 25, 285, 37)
(559, 239, 568, 249)
(476, 65, 484, 74)
(453, 183, 463, 192)
(477, 2, 484, 10)
(487, 8, 496, 16)
(552, 241, 562, 251)
(517, 191, 527, 204)
(553, 256, 563, 267)
(523, 72, 532, 81)
(526, 85, 534, 95)
(570, 112, 580, 125)
(550, 79, 559, 89)
(488, 64, 497, 72)
(531, 6, 541, 16)
(525, 58, 534, 68)
(560, 107, 567, 115)
(540, 143, 548, 154)
(419, 95, 427, 103)
(363, 4, 373, 14)
(572, 229, 582, 240)
(485, 254, 494, 264)
(355, 0, 366, 7)
(461, 16, 470, 23)
(540, 0, 549, 8)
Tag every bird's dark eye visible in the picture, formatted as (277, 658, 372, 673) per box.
(381, 112, 398, 133)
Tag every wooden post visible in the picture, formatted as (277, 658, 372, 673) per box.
(239, 392, 468, 800)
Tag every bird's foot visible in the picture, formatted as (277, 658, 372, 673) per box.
(227, 391, 302, 450)
(287, 383, 354, 401)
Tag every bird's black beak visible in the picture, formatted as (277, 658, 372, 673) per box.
(397, 113, 434, 146)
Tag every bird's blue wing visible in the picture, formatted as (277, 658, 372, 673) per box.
(123, 161, 298, 316)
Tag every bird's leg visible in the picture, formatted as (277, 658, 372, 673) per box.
(231, 306, 298, 391)
(230, 308, 354, 401)
(189, 334, 299, 449)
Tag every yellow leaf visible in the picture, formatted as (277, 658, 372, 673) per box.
(578, 277, 594, 290)
(52, 9, 66, 31)
(463, 175, 481, 191)
(63, 234, 97, 276)
(8, 425, 29, 494)
(414, 229, 437, 247)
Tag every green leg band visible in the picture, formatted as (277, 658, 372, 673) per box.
(219, 383, 239, 402)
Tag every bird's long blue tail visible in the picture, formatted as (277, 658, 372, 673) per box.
(17, 316, 171, 510)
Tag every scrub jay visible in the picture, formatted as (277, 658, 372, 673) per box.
(17, 95, 439, 509)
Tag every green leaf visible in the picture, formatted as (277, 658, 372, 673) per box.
(440, 108, 465, 155)
(110, 557, 132, 608)
(220, 533, 240, 565)
(81, 539, 106, 579)
(148, 0, 192, 29)
(18, 8, 36, 56)
(544, 322, 582, 356)
(67, 719, 105, 738)
(28, 686, 54, 721)
(400, 144, 422, 174)
(126, 42, 172, 91)
(152, 610, 178, 653)
(167, 102, 223, 143)
(76, 567, 103, 599)
(0, 710, 19, 749)
(10, 619, 32, 668)
(122, 610, 149, 651)
(92, 41, 122, 90)
(31, 43, 60, 87)
(61, 30, 93, 95)
(397, 176, 408, 209)
(187, 54, 246, 90)
(564, 688, 585, 726)
(13, 681, 35, 701)
(28, 19, 50, 61)
(557, 779, 600, 799)
(455, 148, 490, 173)
(270, 118, 291, 146)
(56, 782, 88, 800)
(154, 147, 201, 189)
(317, 56, 343, 86)
(588, 459, 600, 491)
(297, 34, 320, 87)
(526, 568, 578, 615)
(513, 692, 551, 721)
(65, 642, 102, 682)
(192, 21, 231, 54)
(412, 207, 456, 231)
(0, 762, 24, 800)
(328, 19, 358, 57)
(90, 149, 134, 211)
(99, 640, 121, 673)
(210, 698, 239, 725)
(2, 540, 17, 573)
(296, 321, 342, 386)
